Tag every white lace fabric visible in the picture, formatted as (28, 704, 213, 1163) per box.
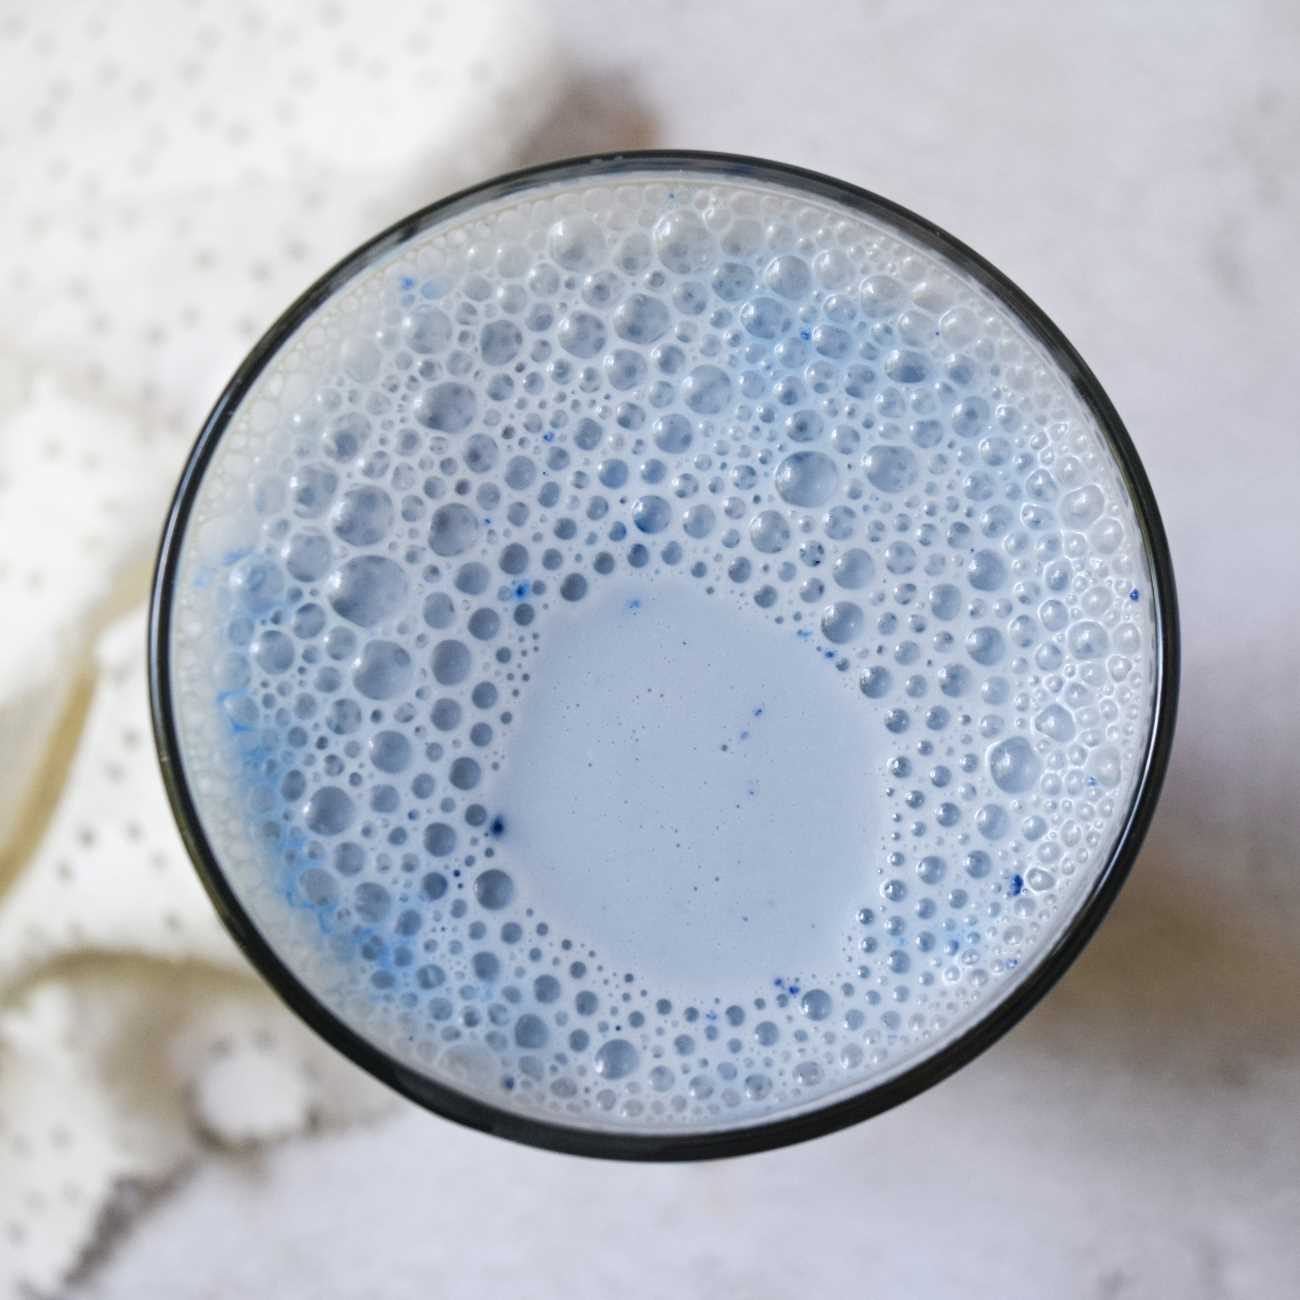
(0, 4, 565, 1293)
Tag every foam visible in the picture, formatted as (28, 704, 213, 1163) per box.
(165, 165, 1159, 1135)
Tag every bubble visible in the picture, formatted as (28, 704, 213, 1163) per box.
(474, 869, 514, 909)
(632, 495, 671, 533)
(822, 551, 872, 596)
(1091, 746, 1123, 788)
(252, 629, 294, 674)
(557, 310, 607, 359)
(1061, 484, 1105, 529)
(330, 486, 393, 546)
(1034, 703, 1076, 742)
(682, 364, 733, 415)
(1068, 620, 1110, 659)
(917, 855, 947, 885)
(453, 563, 488, 596)
(740, 296, 789, 339)
(967, 549, 1007, 592)
(369, 730, 411, 773)
(653, 413, 693, 454)
(774, 450, 838, 507)
(925, 583, 959, 620)
(794, 1061, 823, 1087)
(747, 509, 789, 553)
(504, 457, 535, 491)
(304, 786, 354, 836)
(864, 444, 918, 493)
(548, 215, 606, 270)
(432, 639, 472, 686)
(229, 557, 285, 614)
(987, 736, 1042, 794)
(860, 665, 892, 698)
(860, 274, 905, 318)
(429, 503, 480, 557)
(560, 573, 588, 601)
(930, 667, 966, 704)
(327, 555, 407, 627)
(964, 849, 992, 878)
(326, 698, 361, 735)
(422, 592, 456, 630)
(594, 1038, 639, 1080)
(479, 319, 523, 365)
(352, 640, 412, 700)
(966, 626, 1005, 666)
(298, 867, 339, 908)
(951, 396, 990, 437)
(413, 381, 476, 433)
(883, 349, 930, 384)
(800, 989, 832, 1020)
(614, 293, 670, 344)
(653, 210, 713, 273)
(821, 601, 864, 644)
(468, 608, 500, 640)
(293, 603, 325, 639)
(764, 254, 812, 300)
(786, 410, 824, 443)
(606, 349, 647, 391)
(423, 822, 456, 857)
(401, 305, 452, 353)
(321, 412, 369, 462)
(288, 464, 338, 518)
(683, 504, 716, 539)
(281, 531, 332, 582)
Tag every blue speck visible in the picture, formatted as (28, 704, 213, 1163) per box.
(739, 729, 749, 741)
(543, 431, 555, 443)
(489, 815, 506, 837)
(796, 628, 812, 640)
(799, 328, 811, 341)
(1087, 775, 1098, 787)
(514, 581, 531, 599)
(1006, 957, 1019, 970)
(627, 597, 641, 612)
(1009, 874, 1024, 897)
(399, 275, 415, 291)
(1129, 588, 1140, 601)
(823, 649, 835, 659)
(788, 985, 800, 997)
(502, 1075, 515, 1091)
(753, 706, 764, 718)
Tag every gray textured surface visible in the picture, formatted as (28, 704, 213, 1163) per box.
(78, 2, 1300, 1296)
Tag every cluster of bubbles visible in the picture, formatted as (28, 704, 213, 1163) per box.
(170, 170, 1157, 1133)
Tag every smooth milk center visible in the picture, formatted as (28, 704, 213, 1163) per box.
(488, 579, 878, 995)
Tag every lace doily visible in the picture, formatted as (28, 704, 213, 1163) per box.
(0, 2, 566, 1292)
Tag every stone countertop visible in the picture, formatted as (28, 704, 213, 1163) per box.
(75, 2, 1300, 1296)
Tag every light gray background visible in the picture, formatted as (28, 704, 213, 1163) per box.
(79, 2, 1300, 1296)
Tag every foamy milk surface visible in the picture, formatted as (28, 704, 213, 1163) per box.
(165, 164, 1160, 1135)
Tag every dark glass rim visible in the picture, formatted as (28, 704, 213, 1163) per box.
(148, 150, 1180, 1162)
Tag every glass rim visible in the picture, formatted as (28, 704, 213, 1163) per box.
(148, 149, 1180, 1162)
